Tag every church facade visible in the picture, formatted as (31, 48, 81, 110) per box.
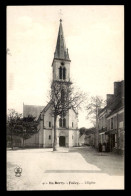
(23, 19, 79, 148)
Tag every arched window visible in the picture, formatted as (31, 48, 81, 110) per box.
(63, 67, 66, 80)
(59, 118, 62, 127)
(59, 117, 66, 128)
(59, 66, 62, 79)
(49, 121, 51, 127)
(59, 66, 66, 80)
(63, 118, 66, 128)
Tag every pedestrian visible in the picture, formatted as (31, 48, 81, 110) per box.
(106, 142, 110, 152)
(98, 143, 102, 152)
(103, 142, 106, 152)
(102, 143, 106, 152)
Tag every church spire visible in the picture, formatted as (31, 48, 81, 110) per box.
(54, 19, 70, 60)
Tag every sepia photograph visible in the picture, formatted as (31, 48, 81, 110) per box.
(7, 5, 124, 190)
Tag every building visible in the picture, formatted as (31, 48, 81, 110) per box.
(23, 19, 79, 148)
(78, 134, 90, 146)
(98, 80, 124, 154)
(98, 105, 110, 146)
(78, 127, 95, 147)
(106, 105, 124, 154)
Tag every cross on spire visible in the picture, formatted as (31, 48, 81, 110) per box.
(59, 9, 63, 21)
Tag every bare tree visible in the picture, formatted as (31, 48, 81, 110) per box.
(49, 81, 86, 151)
(86, 96, 105, 148)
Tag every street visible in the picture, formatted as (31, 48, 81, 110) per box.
(7, 146, 124, 190)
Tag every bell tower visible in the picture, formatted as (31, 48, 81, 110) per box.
(52, 19, 71, 84)
(50, 19, 79, 148)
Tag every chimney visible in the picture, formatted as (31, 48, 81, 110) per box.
(106, 94, 114, 106)
(114, 81, 124, 97)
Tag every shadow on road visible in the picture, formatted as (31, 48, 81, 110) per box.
(69, 146, 124, 176)
(45, 170, 102, 173)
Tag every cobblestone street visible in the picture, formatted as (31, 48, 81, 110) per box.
(7, 146, 124, 190)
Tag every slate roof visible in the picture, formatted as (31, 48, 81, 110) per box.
(54, 19, 70, 60)
(106, 106, 124, 118)
(23, 104, 45, 120)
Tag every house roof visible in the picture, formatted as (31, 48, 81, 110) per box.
(42, 101, 52, 113)
(106, 106, 124, 118)
(98, 106, 107, 115)
(23, 104, 45, 120)
(98, 92, 124, 118)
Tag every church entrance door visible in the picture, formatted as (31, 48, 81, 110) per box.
(59, 136, 65, 147)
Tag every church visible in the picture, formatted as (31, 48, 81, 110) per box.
(23, 19, 79, 148)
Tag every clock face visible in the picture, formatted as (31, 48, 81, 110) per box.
(61, 62, 64, 66)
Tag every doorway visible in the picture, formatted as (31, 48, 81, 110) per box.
(59, 136, 65, 147)
(110, 134, 115, 151)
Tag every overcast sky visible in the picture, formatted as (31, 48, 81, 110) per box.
(7, 5, 124, 128)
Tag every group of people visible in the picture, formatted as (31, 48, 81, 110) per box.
(98, 142, 110, 152)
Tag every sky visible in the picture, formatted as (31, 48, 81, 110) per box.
(7, 5, 124, 128)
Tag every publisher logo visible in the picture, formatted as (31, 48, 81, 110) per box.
(14, 166, 22, 177)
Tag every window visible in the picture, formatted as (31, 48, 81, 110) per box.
(49, 121, 51, 127)
(103, 116, 105, 127)
(72, 122, 73, 127)
(49, 135, 51, 140)
(61, 62, 64, 66)
(102, 117, 104, 127)
(59, 118, 62, 127)
(113, 116, 117, 129)
(59, 67, 62, 79)
(59, 118, 66, 128)
(111, 118, 113, 129)
(59, 66, 66, 80)
(63, 118, 66, 128)
(63, 67, 66, 80)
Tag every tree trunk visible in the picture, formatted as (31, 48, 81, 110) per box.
(53, 115, 57, 151)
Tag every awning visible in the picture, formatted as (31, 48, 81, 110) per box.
(99, 132, 105, 135)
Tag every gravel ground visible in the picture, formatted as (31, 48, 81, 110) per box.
(7, 146, 124, 190)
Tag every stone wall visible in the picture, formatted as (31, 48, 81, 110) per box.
(24, 132, 39, 147)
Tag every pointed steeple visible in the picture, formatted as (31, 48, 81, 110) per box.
(54, 19, 70, 60)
